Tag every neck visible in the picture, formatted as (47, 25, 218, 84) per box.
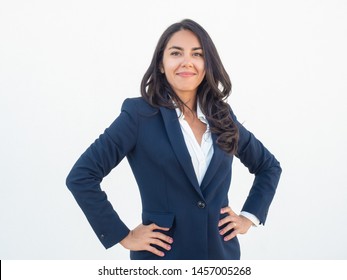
(176, 91, 197, 115)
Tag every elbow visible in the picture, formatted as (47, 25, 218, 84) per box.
(254, 154, 282, 176)
(66, 166, 80, 192)
(275, 158, 282, 176)
(270, 158, 282, 184)
(65, 169, 74, 191)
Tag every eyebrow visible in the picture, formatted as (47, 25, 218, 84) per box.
(168, 46, 203, 51)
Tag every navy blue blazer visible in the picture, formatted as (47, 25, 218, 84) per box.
(66, 97, 281, 260)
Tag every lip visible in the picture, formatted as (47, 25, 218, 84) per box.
(176, 72, 196, 77)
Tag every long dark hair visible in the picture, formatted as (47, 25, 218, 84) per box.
(141, 19, 238, 155)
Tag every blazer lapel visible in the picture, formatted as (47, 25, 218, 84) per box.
(159, 106, 202, 197)
(200, 133, 226, 191)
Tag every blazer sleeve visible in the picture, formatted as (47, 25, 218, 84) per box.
(231, 111, 282, 225)
(66, 98, 138, 249)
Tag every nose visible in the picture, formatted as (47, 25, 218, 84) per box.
(181, 55, 193, 68)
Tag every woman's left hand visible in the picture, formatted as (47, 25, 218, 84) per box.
(218, 206, 253, 241)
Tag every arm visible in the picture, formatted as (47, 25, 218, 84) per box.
(219, 111, 282, 241)
(66, 99, 138, 249)
(233, 111, 282, 225)
(66, 99, 173, 256)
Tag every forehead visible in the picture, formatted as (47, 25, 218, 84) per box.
(165, 29, 201, 49)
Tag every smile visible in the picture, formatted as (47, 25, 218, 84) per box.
(176, 72, 196, 77)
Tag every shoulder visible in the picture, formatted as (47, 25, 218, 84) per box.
(120, 97, 160, 121)
(122, 97, 157, 113)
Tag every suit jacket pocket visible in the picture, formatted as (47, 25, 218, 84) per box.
(142, 211, 175, 228)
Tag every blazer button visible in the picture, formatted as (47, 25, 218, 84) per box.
(197, 201, 206, 209)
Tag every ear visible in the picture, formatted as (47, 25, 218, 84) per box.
(159, 63, 165, 74)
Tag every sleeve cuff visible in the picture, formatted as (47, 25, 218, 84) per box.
(240, 211, 260, 227)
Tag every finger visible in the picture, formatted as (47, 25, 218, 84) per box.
(150, 238, 172, 251)
(219, 222, 237, 235)
(149, 224, 173, 244)
(152, 231, 174, 244)
(145, 244, 166, 257)
(220, 206, 237, 215)
(152, 224, 170, 231)
(220, 206, 231, 214)
(150, 223, 170, 231)
(223, 230, 238, 241)
(218, 215, 238, 227)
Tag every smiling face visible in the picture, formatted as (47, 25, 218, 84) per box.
(161, 29, 206, 99)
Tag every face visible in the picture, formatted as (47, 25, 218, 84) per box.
(161, 30, 205, 98)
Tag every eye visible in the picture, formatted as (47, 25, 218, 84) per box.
(170, 51, 182, 56)
(193, 52, 204, 57)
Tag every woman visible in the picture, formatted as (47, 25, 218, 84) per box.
(66, 19, 282, 260)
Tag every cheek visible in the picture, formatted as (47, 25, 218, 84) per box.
(164, 68, 174, 83)
(163, 59, 178, 72)
(164, 73, 173, 85)
(198, 62, 206, 74)
(162, 63, 178, 81)
(199, 69, 206, 82)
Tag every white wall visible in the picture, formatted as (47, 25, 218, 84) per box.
(1, 0, 346, 259)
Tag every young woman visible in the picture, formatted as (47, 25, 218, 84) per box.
(66, 19, 282, 260)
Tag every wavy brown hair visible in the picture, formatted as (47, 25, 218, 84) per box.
(141, 19, 238, 155)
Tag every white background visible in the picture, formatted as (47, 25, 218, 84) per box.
(1, 0, 346, 260)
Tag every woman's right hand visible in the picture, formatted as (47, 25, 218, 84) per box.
(119, 223, 173, 257)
